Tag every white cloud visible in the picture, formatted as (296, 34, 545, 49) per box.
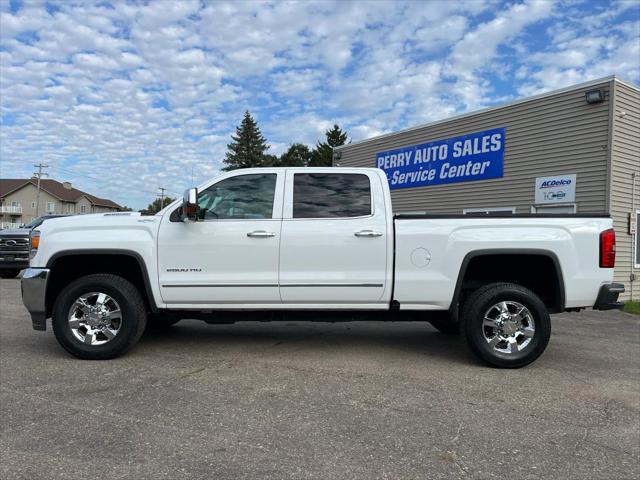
(445, 0, 556, 109)
(517, 11, 640, 95)
(0, 0, 637, 208)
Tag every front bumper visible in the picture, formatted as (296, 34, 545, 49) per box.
(21, 268, 50, 330)
(593, 283, 625, 311)
(0, 260, 29, 270)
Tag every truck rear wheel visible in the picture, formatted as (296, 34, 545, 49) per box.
(462, 283, 550, 368)
(52, 274, 147, 360)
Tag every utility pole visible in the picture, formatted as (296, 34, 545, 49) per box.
(158, 187, 166, 209)
(33, 163, 49, 217)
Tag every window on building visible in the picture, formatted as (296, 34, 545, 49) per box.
(5, 201, 21, 214)
(31, 202, 36, 209)
(46, 202, 55, 213)
(80, 205, 87, 213)
(463, 207, 516, 215)
(530, 204, 577, 214)
(198, 174, 277, 220)
(293, 173, 372, 218)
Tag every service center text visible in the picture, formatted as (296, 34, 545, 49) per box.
(376, 128, 505, 190)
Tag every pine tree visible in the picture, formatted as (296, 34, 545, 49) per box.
(143, 197, 175, 215)
(223, 111, 271, 171)
(278, 143, 312, 167)
(309, 124, 348, 167)
(261, 154, 279, 167)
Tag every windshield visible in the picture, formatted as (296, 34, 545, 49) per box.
(22, 215, 63, 229)
(22, 218, 44, 229)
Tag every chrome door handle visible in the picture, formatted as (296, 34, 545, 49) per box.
(247, 230, 276, 238)
(354, 230, 383, 237)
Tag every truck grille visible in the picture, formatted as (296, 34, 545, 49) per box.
(0, 238, 30, 260)
(0, 238, 29, 248)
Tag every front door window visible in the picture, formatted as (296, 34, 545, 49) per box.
(198, 174, 277, 220)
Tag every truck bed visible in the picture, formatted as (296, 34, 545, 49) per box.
(392, 214, 614, 311)
(395, 213, 611, 219)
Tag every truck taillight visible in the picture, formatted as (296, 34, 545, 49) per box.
(599, 228, 616, 268)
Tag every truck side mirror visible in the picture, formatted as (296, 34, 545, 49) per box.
(182, 188, 199, 221)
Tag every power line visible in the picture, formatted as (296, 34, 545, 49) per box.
(50, 165, 166, 196)
(46, 165, 180, 198)
(158, 187, 166, 208)
(33, 163, 49, 217)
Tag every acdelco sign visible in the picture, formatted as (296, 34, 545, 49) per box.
(535, 174, 577, 204)
(540, 179, 573, 188)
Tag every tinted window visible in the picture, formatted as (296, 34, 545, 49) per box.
(23, 215, 62, 229)
(198, 174, 276, 220)
(23, 218, 42, 229)
(293, 173, 371, 218)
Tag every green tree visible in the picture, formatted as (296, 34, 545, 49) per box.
(278, 143, 312, 167)
(261, 154, 280, 167)
(143, 197, 175, 215)
(309, 124, 348, 167)
(223, 111, 271, 171)
(119, 205, 133, 212)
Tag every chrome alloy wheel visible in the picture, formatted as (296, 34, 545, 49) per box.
(68, 292, 122, 346)
(482, 301, 535, 355)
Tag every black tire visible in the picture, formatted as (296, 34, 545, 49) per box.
(146, 314, 181, 329)
(52, 274, 147, 360)
(462, 282, 551, 368)
(0, 269, 20, 279)
(428, 317, 460, 335)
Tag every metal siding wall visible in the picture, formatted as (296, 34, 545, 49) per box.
(337, 81, 612, 215)
(610, 81, 640, 301)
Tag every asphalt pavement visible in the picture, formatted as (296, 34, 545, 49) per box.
(1, 278, 639, 479)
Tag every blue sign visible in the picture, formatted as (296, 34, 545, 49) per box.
(376, 127, 505, 190)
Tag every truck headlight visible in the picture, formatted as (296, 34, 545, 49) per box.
(30, 230, 40, 259)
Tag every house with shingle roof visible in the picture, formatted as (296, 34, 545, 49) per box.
(0, 178, 121, 229)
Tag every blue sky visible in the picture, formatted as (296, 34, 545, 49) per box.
(1, 0, 638, 209)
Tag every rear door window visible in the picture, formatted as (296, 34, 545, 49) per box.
(292, 173, 371, 218)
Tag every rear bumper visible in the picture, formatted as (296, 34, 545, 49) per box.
(593, 283, 625, 311)
(21, 268, 50, 330)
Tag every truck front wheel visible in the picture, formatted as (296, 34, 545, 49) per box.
(52, 274, 147, 359)
(462, 283, 551, 368)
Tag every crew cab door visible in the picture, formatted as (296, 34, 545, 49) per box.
(279, 170, 389, 304)
(157, 170, 284, 306)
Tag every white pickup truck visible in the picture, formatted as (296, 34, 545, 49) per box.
(21, 167, 624, 367)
